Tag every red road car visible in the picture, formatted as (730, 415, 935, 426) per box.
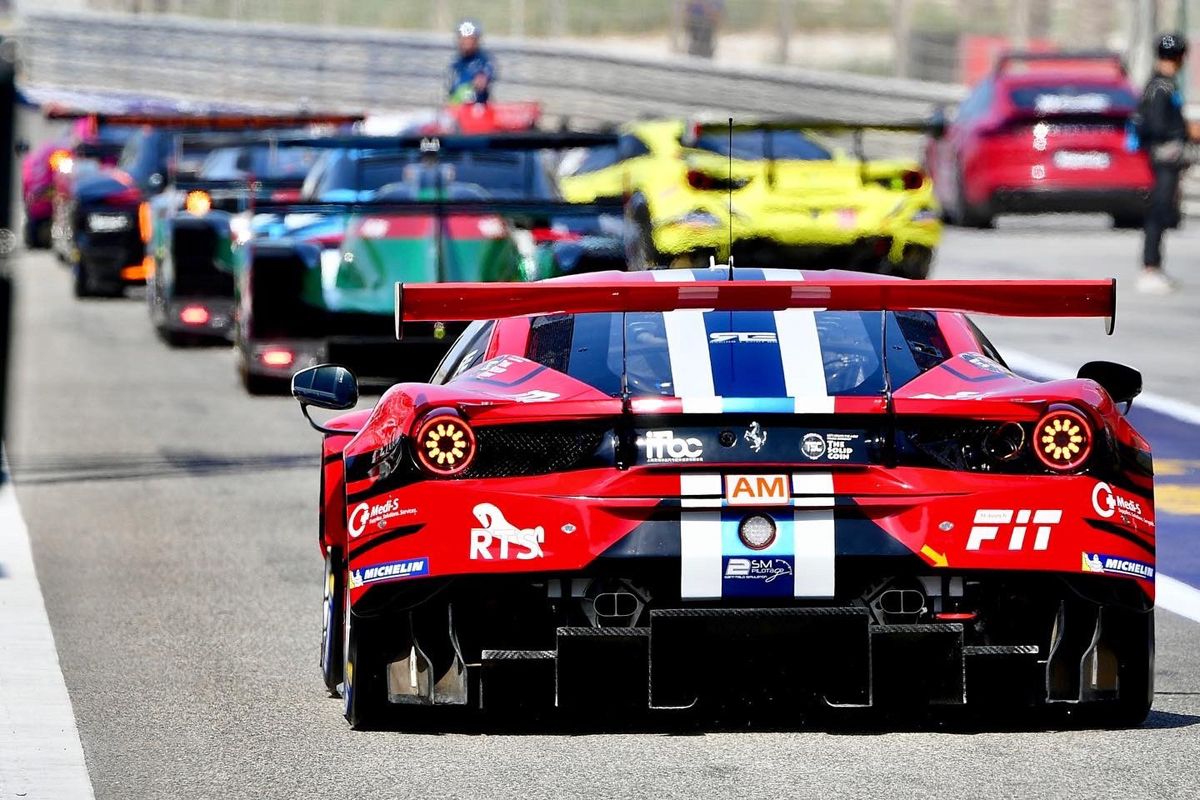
(294, 268, 1154, 728)
(925, 52, 1153, 228)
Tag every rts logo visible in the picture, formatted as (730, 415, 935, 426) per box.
(641, 430, 703, 463)
(469, 503, 545, 560)
(966, 509, 1062, 551)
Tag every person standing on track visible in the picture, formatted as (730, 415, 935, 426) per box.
(447, 19, 496, 105)
(1135, 32, 1196, 294)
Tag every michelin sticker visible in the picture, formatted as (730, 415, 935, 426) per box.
(1082, 552, 1155, 581)
(350, 557, 430, 588)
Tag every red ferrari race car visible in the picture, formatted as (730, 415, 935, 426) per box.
(925, 51, 1153, 228)
(293, 267, 1154, 729)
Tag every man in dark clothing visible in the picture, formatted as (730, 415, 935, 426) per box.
(1137, 32, 1191, 293)
(447, 19, 496, 105)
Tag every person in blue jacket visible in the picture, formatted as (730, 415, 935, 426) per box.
(447, 19, 496, 105)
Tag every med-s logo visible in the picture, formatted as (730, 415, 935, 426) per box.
(725, 557, 793, 584)
(1091, 481, 1151, 526)
(708, 332, 778, 345)
(349, 557, 429, 588)
(469, 503, 545, 560)
(347, 497, 415, 538)
(641, 430, 703, 463)
(967, 509, 1061, 551)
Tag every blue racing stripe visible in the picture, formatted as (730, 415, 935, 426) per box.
(719, 509, 795, 597)
(703, 306, 788, 398)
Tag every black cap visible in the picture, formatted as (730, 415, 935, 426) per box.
(1158, 32, 1188, 60)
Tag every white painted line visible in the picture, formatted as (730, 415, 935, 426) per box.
(1157, 575, 1200, 625)
(0, 480, 94, 799)
(1006, 349, 1200, 622)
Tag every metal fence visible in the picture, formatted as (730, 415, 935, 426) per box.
(49, 0, 1185, 82)
(17, 10, 962, 125)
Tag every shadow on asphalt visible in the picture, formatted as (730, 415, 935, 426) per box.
(356, 702, 1200, 737)
(7, 450, 316, 485)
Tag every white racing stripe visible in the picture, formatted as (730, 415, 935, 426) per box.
(774, 308, 834, 414)
(679, 511, 722, 599)
(652, 270, 717, 402)
(793, 509, 836, 598)
(0, 480, 94, 799)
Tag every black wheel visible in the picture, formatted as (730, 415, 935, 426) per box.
(240, 367, 290, 396)
(899, 246, 934, 280)
(953, 166, 993, 229)
(321, 549, 345, 694)
(1105, 608, 1154, 728)
(23, 217, 51, 250)
(343, 605, 386, 730)
(73, 259, 123, 298)
(624, 200, 659, 271)
(1112, 214, 1144, 230)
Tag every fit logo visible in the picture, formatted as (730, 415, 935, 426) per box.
(966, 509, 1062, 551)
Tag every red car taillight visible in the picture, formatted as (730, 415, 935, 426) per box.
(1034, 406, 1093, 472)
(900, 169, 926, 191)
(413, 412, 477, 477)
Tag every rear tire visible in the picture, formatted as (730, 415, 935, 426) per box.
(343, 607, 386, 730)
(953, 166, 994, 229)
(1104, 608, 1154, 728)
(240, 366, 290, 396)
(321, 549, 345, 694)
(24, 217, 50, 250)
(73, 259, 123, 299)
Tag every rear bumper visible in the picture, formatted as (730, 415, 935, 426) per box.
(159, 297, 236, 339)
(987, 187, 1150, 217)
(481, 608, 974, 712)
(725, 237, 897, 271)
(242, 332, 455, 385)
(77, 232, 146, 285)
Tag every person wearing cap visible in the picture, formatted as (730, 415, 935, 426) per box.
(1135, 32, 1195, 293)
(447, 19, 496, 105)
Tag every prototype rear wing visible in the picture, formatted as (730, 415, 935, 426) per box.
(42, 110, 364, 128)
(395, 278, 1117, 338)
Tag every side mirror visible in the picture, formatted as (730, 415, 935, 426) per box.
(293, 364, 358, 410)
(1078, 360, 1142, 410)
(293, 365, 359, 433)
(927, 106, 947, 139)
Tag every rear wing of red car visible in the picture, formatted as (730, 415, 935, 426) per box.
(395, 277, 1117, 337)
(994, 50, 1126, 78)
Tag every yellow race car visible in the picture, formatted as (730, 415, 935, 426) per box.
(558, 119, 942, 278)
